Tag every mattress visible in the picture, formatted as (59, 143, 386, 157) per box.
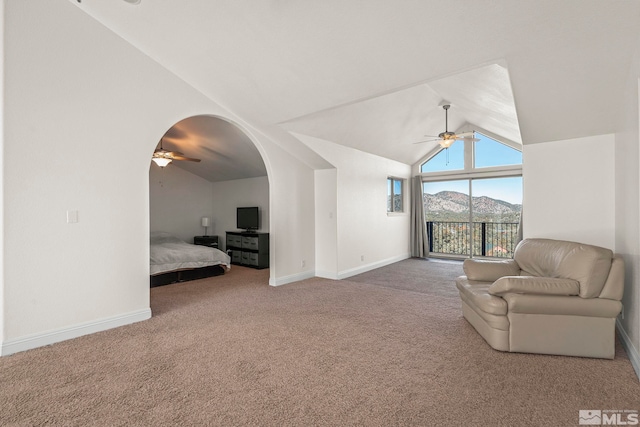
(150, 231, 231, 276)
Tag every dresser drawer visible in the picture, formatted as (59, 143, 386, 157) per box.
(241, 251, 259, 266)
(227, 234, 242, 248)
(231, 250, 242, 263)
(241, 236, 259, 250)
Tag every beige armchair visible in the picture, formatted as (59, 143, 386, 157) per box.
(456, 238, 624, 359)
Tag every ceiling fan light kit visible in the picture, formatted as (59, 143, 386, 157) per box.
(438, 137, 456, 149)
(151, 138, 201, 168)
(151, 157, 172, 168)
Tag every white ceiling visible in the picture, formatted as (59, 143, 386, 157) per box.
(281, 63, 521, 164)
(72, 0, 640, 178)
(159, 116, 267, 182)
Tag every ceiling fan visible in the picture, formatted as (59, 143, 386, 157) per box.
(415, 104, 479, 148)
(151, 138, 201, 168)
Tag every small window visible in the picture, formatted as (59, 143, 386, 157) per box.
(387, 177, 404, 212)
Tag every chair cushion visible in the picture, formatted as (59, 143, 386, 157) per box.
(455, 278, 508, 316)
(514, 238, 613, 298)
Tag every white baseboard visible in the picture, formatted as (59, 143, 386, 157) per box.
(337, 253, 411, 280)
(269, 254, 411, 286)
(1, 308, 152, 356)
(269, 270, 316, 287)
(315, 270, 339, 280)
(616, 318, 640, 380)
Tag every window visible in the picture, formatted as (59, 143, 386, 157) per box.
(387, 177, 404, 212)
(420, 131, 521, 173)
(419, 132, 522, 259)
(423, 177, 522, 258)
(420, 140, 464, 173)
(474, 132, 522, 168)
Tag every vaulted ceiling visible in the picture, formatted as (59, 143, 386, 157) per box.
(73, 0, 640, 179)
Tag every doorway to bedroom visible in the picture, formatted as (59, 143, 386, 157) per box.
(148, 115, 270, 287)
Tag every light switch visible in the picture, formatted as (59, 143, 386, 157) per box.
(66, 210, 79, 223)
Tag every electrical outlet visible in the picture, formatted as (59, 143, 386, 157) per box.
(360, 255, 365, 261)
(301, 259, 306, 268)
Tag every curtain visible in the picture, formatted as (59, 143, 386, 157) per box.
(410, 175, 429, 257)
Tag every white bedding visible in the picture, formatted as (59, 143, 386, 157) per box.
(150, 231, 231, 276)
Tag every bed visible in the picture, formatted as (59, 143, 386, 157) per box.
(150, 231, 231, 287)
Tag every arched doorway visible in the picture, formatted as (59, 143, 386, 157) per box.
(148, 115, 270, 288)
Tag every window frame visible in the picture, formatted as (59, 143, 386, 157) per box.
(419, 131, 522, 181)
(387, 177, 405, 214)
(418, 130, 522, 259)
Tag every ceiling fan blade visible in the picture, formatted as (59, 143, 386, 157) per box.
(454, 136, 480, 142)
(413, 138, 440, 144)
(171, 155, 201, 162)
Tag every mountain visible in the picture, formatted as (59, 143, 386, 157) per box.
(424, 191, 521, 218)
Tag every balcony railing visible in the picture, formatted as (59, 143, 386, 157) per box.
(426, 221, 520, 258)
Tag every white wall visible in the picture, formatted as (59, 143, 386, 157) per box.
(149, 164, 215, 243)
(615, 51, 640, 372)
(211, 176, 269, 250)
(0, 0, 5, 345)
(315, 169, 338, 278)
(1, 0, 317, 352)
(299, 135, 412, 278)
(523, 134, 616, 249)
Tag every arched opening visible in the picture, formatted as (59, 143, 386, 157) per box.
(148, 115, 270, 289)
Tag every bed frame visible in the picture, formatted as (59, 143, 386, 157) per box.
(150, 265, 226, 287)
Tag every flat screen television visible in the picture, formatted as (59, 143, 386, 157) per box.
(237, 207, 259, 231)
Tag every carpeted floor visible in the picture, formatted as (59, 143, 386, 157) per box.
(0, 259, 638, 426)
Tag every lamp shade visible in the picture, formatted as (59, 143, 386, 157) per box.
(201, 217, 210, 227)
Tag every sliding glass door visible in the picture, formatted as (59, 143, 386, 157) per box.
(423, 180, 470, 257)
(471, 177, 522, 258)
(423, 176, 522, 258)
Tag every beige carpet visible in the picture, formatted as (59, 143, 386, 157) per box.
(0, 259, 638, 426)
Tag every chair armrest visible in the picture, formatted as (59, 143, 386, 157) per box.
(502, 294, 622, 317)
(599, 255, 624, 301)
(488, 276, 580, 297)
(462, 259, 520, 282)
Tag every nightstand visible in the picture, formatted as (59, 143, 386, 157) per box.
(194, 235, 219, 249)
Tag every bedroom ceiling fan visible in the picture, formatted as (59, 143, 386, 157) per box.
(415, 104, 479, 148)
(151, 138, 201, 168)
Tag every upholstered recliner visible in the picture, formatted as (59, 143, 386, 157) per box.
(456, 238, 624, 359)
